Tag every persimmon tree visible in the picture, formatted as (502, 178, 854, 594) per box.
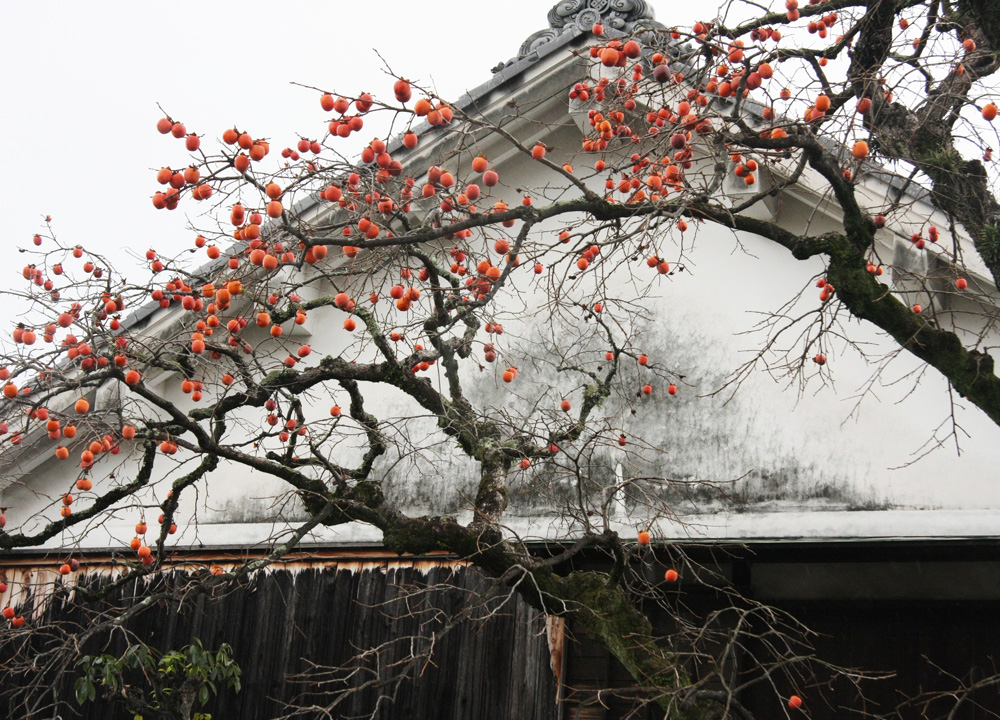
(0, 0, 999, 717)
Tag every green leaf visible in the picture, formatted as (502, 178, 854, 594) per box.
(73, 678, 91, 706)
(197, 684, 209, 707)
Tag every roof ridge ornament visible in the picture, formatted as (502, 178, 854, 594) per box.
(548, 0, 654, 33)
(511, 0, 660, 65)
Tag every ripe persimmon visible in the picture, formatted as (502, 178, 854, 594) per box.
(413, 98, 432, 116)
(393, 79, 412, 103)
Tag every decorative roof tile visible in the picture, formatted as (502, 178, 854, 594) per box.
(501, 0, 665, 71)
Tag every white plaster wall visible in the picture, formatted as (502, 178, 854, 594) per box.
(3, 49, 1000, 550)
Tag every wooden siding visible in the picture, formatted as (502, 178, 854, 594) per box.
(0, 558, 562, 720)
(4, 541, 1000, 720)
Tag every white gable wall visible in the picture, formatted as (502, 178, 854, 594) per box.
(3, 38, 1000, 551)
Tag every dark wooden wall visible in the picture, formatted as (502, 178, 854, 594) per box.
(556, 541, 1000, 720)
(1, 559, 562, 720)
(4, 540, 1000, 720)
(560, 598, 1000, 720)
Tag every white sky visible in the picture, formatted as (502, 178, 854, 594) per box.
(0, 0, 694, 324)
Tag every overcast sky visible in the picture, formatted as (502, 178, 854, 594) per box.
(0, 1, 700, 327)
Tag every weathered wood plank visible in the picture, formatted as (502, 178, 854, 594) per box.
(1, 561, 561, 720)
